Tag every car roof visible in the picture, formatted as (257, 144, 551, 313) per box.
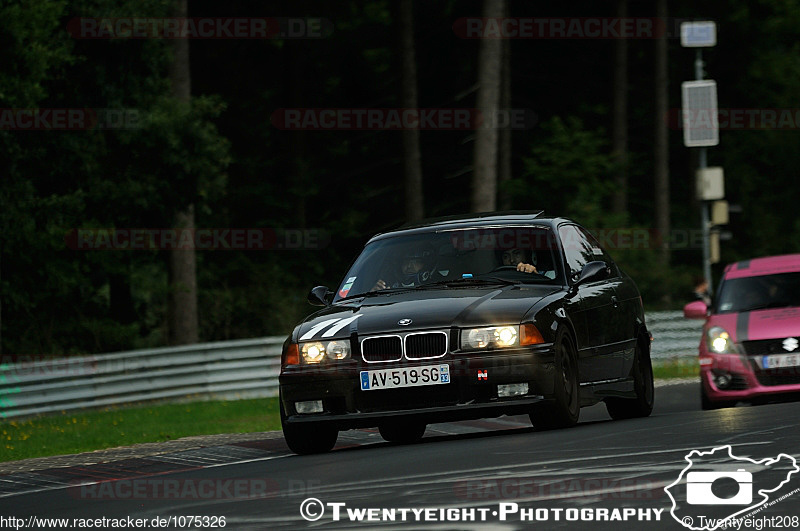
(723, 253, 800, 280)
(367, 211, 567, 243)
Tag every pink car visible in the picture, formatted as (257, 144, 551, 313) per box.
(684, 254, 800, 409)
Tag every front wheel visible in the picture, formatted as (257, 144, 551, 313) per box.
(529, 327, 579, 430)
(605, 336, 655, 420)
(280, 399, 338, 455)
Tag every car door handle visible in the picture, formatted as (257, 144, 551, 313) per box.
(611, 296, 619, 308)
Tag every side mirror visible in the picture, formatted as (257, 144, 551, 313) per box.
(308, 285, 331, 306)
(574, 261, 609, 287)
(683, 300, 709, 319)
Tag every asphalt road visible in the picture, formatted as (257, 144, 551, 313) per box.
(2, 381, 800, 530)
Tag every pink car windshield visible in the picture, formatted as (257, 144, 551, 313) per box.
(715, 272, 800, 314)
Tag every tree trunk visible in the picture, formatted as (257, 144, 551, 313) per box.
(167, 0, 199, 345)
(471, 0, 505, 213)
(654, 0, 671, 302)
(397, 0, 423, 222)
(611, 0, 628, 216)
(497, 4, 512, 211)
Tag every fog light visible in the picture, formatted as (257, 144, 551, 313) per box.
(498, 383, 529, 398)
(714, 372, 732, 390)
(295, 400, 324, 414)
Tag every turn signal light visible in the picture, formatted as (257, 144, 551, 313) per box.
(284, 343, 300, 366)
(520, 324, 544, 346)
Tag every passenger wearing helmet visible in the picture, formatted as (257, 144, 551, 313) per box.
(502, 248, 538, 274)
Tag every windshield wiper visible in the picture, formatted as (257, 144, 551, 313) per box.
(355, 287, 416, 298)
(420, 277, 520, 288)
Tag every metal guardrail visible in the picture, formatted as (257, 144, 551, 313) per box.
(647, 310, 703, 359)
(0, 337, 284, 419)
(0, 312, 701, 419)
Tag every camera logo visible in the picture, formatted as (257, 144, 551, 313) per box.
(665, 445, 800, 531)
(686, 469, 752, 505)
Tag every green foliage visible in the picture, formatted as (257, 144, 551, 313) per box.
(0, 0, 73, 107)
(116, 95, 231, 215)
(510, 116, 620, 229)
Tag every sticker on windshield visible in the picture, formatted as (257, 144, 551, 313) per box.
(339, 278, 356, 298)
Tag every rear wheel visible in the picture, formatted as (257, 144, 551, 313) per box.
(605, 336, 655, 419)
(529, 327, 579, 430)
(280, 398, 338, 455)
(379, 422, 426, 444)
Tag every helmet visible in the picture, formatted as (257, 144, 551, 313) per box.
(399, 247, 435, 286)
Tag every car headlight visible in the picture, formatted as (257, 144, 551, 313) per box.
(300, 339, 351, 364)
(461, 324, 545, 351)
(707, 326, 736, 354)
(462, 326, 519, 350)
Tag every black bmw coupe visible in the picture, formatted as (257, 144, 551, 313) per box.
(279, 212, 654, 454)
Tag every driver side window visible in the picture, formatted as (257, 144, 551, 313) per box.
(558, 225, 594, 279)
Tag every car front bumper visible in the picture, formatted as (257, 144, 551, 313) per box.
(700, 349, 800, 403)
(280, 346, 555, 430)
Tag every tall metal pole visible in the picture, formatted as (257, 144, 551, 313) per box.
(696, 49, 713, 295)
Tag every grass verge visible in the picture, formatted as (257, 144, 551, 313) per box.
(2, 397, 281, 463)
(652, 357, 699, 380)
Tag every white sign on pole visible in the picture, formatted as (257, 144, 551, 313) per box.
(696, 167, 725, 200)
(680, 22, 717, 47)
(682, 80, 719, 147)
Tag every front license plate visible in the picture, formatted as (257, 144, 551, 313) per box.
(360, 364, 450, 391)
(762, 354, 800, 369)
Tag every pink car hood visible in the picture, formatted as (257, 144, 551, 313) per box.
(709, 307, 800, 342)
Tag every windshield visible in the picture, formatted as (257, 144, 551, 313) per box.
(715, 272, 800, 313)
(334, 226, 563, 301)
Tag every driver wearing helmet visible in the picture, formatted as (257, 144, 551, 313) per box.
(372, 249, 434, 291)
(502, 248, 538, 274)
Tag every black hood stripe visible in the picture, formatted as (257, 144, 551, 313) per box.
(736, 312, 750, 342)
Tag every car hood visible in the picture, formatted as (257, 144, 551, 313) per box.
(710, 307, 800, 342)
(294, 285, 562, 341)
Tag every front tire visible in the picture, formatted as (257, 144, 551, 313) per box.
(379, 422, 426, 444)
(529, 327, 579, 430)
(280, 399, 338, 455)
(605, 336, 655, 419)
